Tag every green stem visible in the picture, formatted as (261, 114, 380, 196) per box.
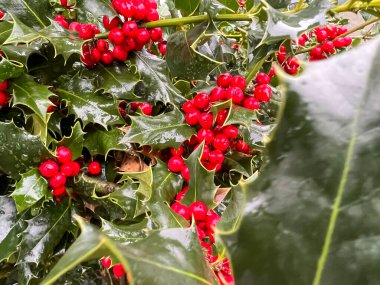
(292, 0, 305, 13)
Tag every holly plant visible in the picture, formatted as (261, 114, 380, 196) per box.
(0, 0, 379, 284)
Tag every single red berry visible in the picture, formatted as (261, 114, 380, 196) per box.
(171, 202, 190, 220)
(60, 161, 81, 177)
(103, 16, 121, 30)
(136, 28, 150, 45)
(255, 72, 271, 85)
(185, 109, 201, 125)
(337, 27, 348, 36)
(88, 162, 102, 175)
(229, 76, 246, 90)
(326, 25, 337, 39)
(60, 0, 73, 8)
(225, 87, 244, 104)
(147, 0, 158, 9)
(119, 2, 135, 18)
(217, 73, 233, 88)
(321, 41, 335, 54)
(212, 134, 230, 152)
(113, 45, 128, 62)
(176, 186, 188, 201)
(101, 257, 112, 268)
(78, 24, 94, 40)
(236, 139, 250, 154)
(243, 97, 260, 110)
(197, 128, 214, 144)
(254, 85, 272, 102)
(125, 37, 137, 51)
(90, 48, 102, 63)
(216, 109, 229, 126)
(310, 46, 323, 57)
(139, 103, 153, 115)
(146, 8, 159, 22)
(269, 67, 275, 78)
(0, 11, 5, 20)
(168, 156, 184, 173)
(199, 113, 213, 129)
(133, 3, 147, 20)
(209, 87, 225, 102)
(39, 160, 59, 178)
(189, 202, 207, 221)
(108, 28, 125, 45)
(52, 186, 66, 197)
(170, 145, 184, 157)
(315, 28, 328, 43)
(158, 42, 167, 56)
(150, 27, 163, 42)
(277, 52, 286, 63)
(344, 37, 352, 46)
(206, 210, 221, 228)
(56, 146, 72, 164)
(298, 37, 306, 46)
(113, 264, 125, 278)
(81, 52, 95, 68)
(182, 100, 195, 113)
(0, 80, 8, 91)
(222, 125, 239, 139)
(181, 165, 190, 181)
(101, 52, 114, 65)
(96, 39, 109, 53)
(49, 173, 67, 188)
(193, 93, 209, 110)
(122, 21, 139, 38)
(208, 150, 225, 165)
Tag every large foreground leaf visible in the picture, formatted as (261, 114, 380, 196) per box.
(42, 219, 218, 285)
(227, 37, 380, 285)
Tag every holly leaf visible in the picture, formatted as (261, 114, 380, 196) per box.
(41, 219, 219, 285)
(0, 122, 51, 179)
(166, 22, 222, 81)
(0, 20, 13, 44)
(57, 121, 85, 160)
(56, 73, 124, 128)
(223, 154, 253, 177)
(1, 43, 43, 66)
(261, 0, 329, 44)
(199, 0, 233, 17)
(3, 13, 40, 44)
(123, 107, 196, 149)
(181, 143, 219, 208)
(0, 57, 23, 82)
(84, 127, 130, 157)
(120, 167, 153, 199)
(76, 0, 118, 24)
(227, 37, 380, 285)
(10, 168, 49, 213)
(173, 0, 200, 16)
(11, 74, 54, 124)
(100, 218, 149, 245)
(133, 50, 186, 106)
(239, 123, 274, 149)
(0, 196, 27, 262)
(224, 105, 258, 127)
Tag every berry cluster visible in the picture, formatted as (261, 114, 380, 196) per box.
(276, 46, 300, 75)
(101, 257, 128, 279)
(0, 79, 11, 108)
(54, 15, 101, 39)
(39, 146, 102, 199)
(170, 188, 234, 284)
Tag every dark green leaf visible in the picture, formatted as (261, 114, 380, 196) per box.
(3, 13, 40, 44)
(1, 42, 43, 66)
(101, 218, 148, 245)
(228, 37, 380, 285)
(123, 107, 195, 149)
(120, 167, 153, 198)
(199, 0, 233, 17)
(223, 154, 253, 177)
(76, 0, 117, 23)
(0, 57, 23, 82)
(239, 122, 274, 149)
(173, 0, 200, 16)
(57, 121, 85, 160)
(0, 122, 51, 179)
(0, 21, 13, 44)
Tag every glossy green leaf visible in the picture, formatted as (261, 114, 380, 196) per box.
(199, 0, 233, 17)
(11, 74, 54, 123)
(123, 107, 196, 149)
(57, 121, 85, 160)
(224, 105, 257, 128)
(239, 122, 274, 149)
(120, 167, 153, 199)
(261, 0, 329, 44)
(1, 43, 42, 66)
(133, 50, 186, 106)
(3, 13, 40, 44)
(223, 154, 253, 177)
(56, 73, 124, 128)
(18, 201, 71, 264)
(218, 0, 254, 10)
(10, 168, 49, 213)
(166, 22, 222, 81)
(84, 127, 129, 157)
(0, 196, 27, 262)
(0, 20, 13, 44)
(42, 220, 218, 285)
(174, 0, 200, 16)
(76, 0, 117, 22)
(0, 122, 51, 179)
(181, 143, 219, 208)
(100, 218, 148, 245)
(0, 57, 23, 82)
(228, 37, 380, 285)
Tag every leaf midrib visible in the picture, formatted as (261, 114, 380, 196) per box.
(20, 0, 47, 28)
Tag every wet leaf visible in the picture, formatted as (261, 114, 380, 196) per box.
(100, 218, 148, 245)
(3, 13, 40, 44)
(0, 20, 13, 44)
(57, 121, 85, 160)
(0, 57, 24, 82)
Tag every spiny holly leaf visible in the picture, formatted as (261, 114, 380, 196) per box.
(18, 201, 71, 265)
(133, 50, 186, 106)
(41, 220, 219, 285)
(0, 196, 27, 262)
(261, 0, 329, 44)
(100, 218, 149, 245)
(57, 121, 85, 160)
(11, 74, 54, 123)
(199, 0, 233, 17)
(56, 73, 124, 128)
(10, 168, 49, 213)
(166, 22, 222, 81)
(92, 63, 140, 100)
(76, 0, 118, 24)
(0, 0, 51, 29)
(0, 57, 23, 82)
(223, 154, 253, 177)
(181, 143, 219, 208)
(224, 105, 258, 127)
(3, 13, 40, 44)
(84, 127, 130, 157)
(0, 122, 51, 179)
(1, 42, 42, 66)
(120, 167, 153, 199)
(0, 21, 13, 44)
(123, 107, 196, 149)
(228, 37, 380, 285)
(239, 123, 274, 149)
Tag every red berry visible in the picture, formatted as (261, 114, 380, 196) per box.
(337, 27, 348, 36)
(101, 52, 114, 65)
(0, 80, 8, 91)
(103, 16, 121, 30)
(236, 139, 250, 154)
(255, 72, 271, 85)
(134, 3, 147, 20)
(254, 85, 272, 102)
(170, 145, 184, 156)
(199, 113, 213, 129)
(222, 125, 239, 139)
(108, 28, 125, 45)
(326, 25, 337, 39)
(147, 0, 158, 9)
(189, 202, 207, 221)
(113, 46, 128, 62)
(60, 0, 73, 8)
(197, 128, 214, 144)
(229, 76, 246, 90)
(277, 52, 286, 63)
(0, 11, 5, 20)
(52, 186, 66, 197)
(139, 103, 153, 115)
(88, 162, 102, 175)
(182, 100, 195, 113)
(315, 28, 328, 43)
(176, 186, 188, 201)
(225, 87, 244, 104)
(279, 45, 286, 53)
(60, 161, 81, 177)
(122, 21, 138, 38)
(49, 173, 66, 188)
(216, 109, 229, 126)
(136, 28, 150, 45)
(206, 210, 221, 228)
(112, 264, 125, 278)
(78, 24, 94, 40)
(212, 134, 230, 152)
(193, 93, 209, 110)
(150, 27, 163, 42)
(310, 46, 323, 57)
(181, 165, 190, 181)
(96, 39, 109, 53)
(101, 257, 112, 268)
(146, 8, 159, 22)
(209, 87, 225, 102)
(39, 160, 59, 178)
(208, 150, 224, 164)
(56, 146, 72, 164)
(298, 37, 306, 46)
(185, 109, 201, 125)
(168, 156, 184, 173)
(344, 37, 352, 46)
(0, 91, 10, 107)
(171, 202, 190, 220)
(217, 73, 233, 88)
(269, 67, 275, 78)
(90, 48, 101, 63)
(243, 97, 260, 110)
(158, 42, 167, 56)
(321, 41, 335, 54)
